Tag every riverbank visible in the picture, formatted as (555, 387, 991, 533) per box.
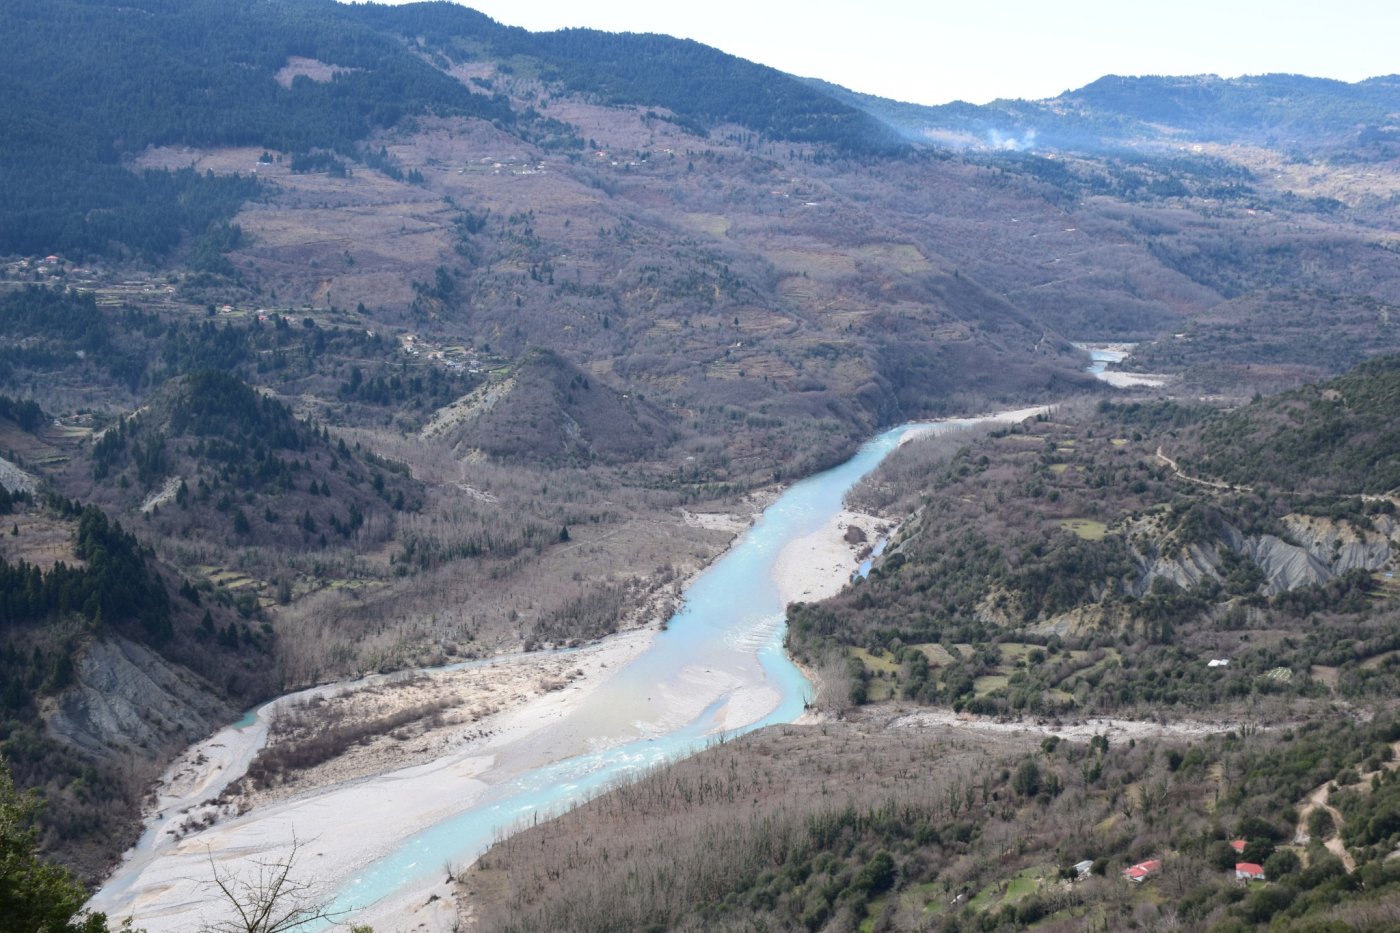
(91, 495, 784, 931)
(94, 408, 1047, 932)
(886, 706, 1252, 741)
(772, 508, 888, 606)
(90, 628, 659, 931)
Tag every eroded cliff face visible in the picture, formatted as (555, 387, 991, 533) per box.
(45, 638, 233, 762)
(1130, 514, 1395, 597)
(1131, 540, 1226, 596)
(1281, 514, 1397, 576)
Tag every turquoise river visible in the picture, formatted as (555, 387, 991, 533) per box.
(319, 412, 1037, 926)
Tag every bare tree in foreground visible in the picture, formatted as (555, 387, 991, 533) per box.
(200, 838, 350, 933)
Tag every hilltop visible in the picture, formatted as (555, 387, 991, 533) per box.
(65, 368, 419, 551)
(422, 347, 674, 465)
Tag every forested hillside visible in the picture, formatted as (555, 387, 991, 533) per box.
(346, 2, 897, 149)
(1183, 355, 1400, 495)
(0, 0, 509, 259)
(0, 0, 892, 261)
(465, 710, 1400, 931)
(790, 357, 1400, 719)
(74, 369, 419, 551)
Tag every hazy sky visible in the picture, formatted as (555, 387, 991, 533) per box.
(364, 0, 1399, 105)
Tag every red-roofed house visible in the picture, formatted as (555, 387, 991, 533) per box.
(1123, 859, 1162, 883)
(1236, 862, 1266, 882)
(1230, 840, 1247, 855)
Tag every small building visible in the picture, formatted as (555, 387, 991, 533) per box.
(1236, 862, 1266, 882)
(1123, 859, 1161, 883)
(1208, 658, 1230, 668)
(1073, 859, 1094, 879)
(1230, 839, 1247, 855)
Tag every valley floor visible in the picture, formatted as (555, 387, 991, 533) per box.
(92, 628, 656, 931)
(94, 488, 890, 931)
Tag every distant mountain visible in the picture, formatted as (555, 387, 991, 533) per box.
(815, 73, 1400, 155)
(6, 0, 1398, 264)
(344, 2, 899, 150)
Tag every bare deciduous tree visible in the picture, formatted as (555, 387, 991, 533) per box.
(201, 839, 342, 933)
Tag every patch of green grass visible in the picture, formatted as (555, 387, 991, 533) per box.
(851, 646, 899, 675)
(965, 883, 998, 913)
(1059, 518, 1107, 540)
(916, 643, 957, 666)
(974, 674, 1010, 696)
(1110, 438, 1129, 447)
(996, 642, 1039, 662)
(1374, 574, 1400, 597)
(1004, 868, 1042, 901)
(966, 867, 1050, 914)
(904, 881, 950, 917)
(1048, 463, 1070, 474)
(864, 675, 896, 701)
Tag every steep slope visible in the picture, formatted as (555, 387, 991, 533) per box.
(343, 2, 899, 150)
(0, 0, 892, 260)
(0, 0, 505, 259)
(0, 486, 260, 878)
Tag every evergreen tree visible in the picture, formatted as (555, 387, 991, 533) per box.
(0, 764, 114, 932)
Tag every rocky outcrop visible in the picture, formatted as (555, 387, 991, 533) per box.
(1130, 514, 1394, 597)
(0, 454, 39, 493)
(45, 638, 233, 762)
(1282, 514, 1393, 577)
(1132, 541, 1223, 596)
(1238, 534, 1334, 595)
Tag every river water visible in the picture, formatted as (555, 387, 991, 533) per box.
(1077, 342, 1167, 387)
(92, 408, 1043, 931)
